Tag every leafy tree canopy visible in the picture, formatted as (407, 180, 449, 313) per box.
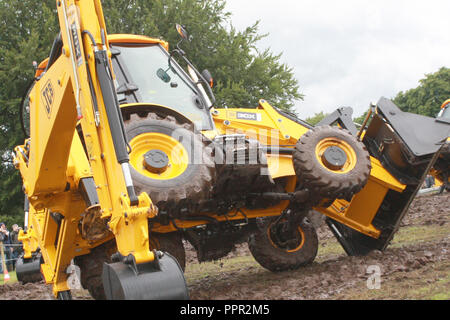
(393, 67, 450, 117)
(305, 111, 328, 126)
(354, 67, 449, 126)
(0, 0, 59, 223)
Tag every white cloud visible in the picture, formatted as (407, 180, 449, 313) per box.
(225, 0, 450, 118)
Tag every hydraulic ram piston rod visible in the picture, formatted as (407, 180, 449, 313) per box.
(94, 38, 139, 206)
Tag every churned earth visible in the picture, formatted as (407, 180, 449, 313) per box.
(0, 192, 448, 300)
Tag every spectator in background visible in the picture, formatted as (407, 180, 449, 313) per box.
(9, 224, 23, 270)
(0, 222, 9, 240)
(0, 222, 9, 273)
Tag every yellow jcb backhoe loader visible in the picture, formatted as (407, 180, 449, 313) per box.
(13, 0, 449, 300)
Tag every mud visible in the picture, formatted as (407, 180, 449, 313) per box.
(0, 281, 53, 300)
(188, 235, 449, 300)
(187, 193, 449, 300)
(0, 192, 448, 300)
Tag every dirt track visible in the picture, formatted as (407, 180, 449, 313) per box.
(0, 192, 448, 300)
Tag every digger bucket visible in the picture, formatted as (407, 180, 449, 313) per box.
(326, 97, 450, 256)
(102, 252, 189, 300)
(16, 255, 43, 284)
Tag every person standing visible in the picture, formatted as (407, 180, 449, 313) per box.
(9, 224, 23, 270)
(0, 222, 10, 273)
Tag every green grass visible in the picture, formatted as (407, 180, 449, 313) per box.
(334, 261, 450, 300)
(316, 239, 345, 262)
(0, 270, 18, 285)
(391, 224, 449, 247)
(315, 223, 450, 261)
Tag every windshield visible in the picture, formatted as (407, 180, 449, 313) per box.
(112, 44, 212, 130)
(438, 106, 450, 120)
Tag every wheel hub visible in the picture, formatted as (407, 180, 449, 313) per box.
(143, 149, 169, 174)
(321, 146, 347, 170)
(268, 220, 305, 252)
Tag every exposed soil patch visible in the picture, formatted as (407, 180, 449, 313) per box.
(0, 281, 53, 300)
(187, 234, 449, 300)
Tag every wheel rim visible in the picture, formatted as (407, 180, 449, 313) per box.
(315, 137, 357, 174)
(129, 132, 189, 180)
(267, 221, 306, 253)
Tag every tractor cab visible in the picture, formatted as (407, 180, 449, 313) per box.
(108, 33, 215, 131)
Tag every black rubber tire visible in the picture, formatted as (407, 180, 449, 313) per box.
(150, 232, 186, 271)
(124, 113, 215, 213)
(74, 240, 117, 300)
(293, 125, 371, 201)
(248, 217, 318, 272)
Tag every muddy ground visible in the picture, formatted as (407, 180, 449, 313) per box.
(0, 192, 448, 300)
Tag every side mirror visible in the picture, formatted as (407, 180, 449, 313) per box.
(201, 69, 214, 88)
(176, 24, 190, 42)
(157, 68, 171, 83)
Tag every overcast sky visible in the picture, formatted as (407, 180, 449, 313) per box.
(225, 0, 450, 119)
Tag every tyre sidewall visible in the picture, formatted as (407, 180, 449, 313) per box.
(248, 218, 318, 272)
(294, 126, 371, 199)
(303, 128, 366, 183)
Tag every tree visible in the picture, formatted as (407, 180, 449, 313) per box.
(393, 67, 450, 117)
(305, 111, 328, 125)
(353, 111, 368, 125)
(0, 0, 58, 224)
(0, 0, 303, 224)
(353, 67, 450, 128)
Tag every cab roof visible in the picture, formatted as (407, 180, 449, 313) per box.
(35, 34, 169, 78)
(107, 34, 169, 51)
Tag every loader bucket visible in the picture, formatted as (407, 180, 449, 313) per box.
(102, 252, 189, 300)
(327, 98, 450, 256)
(16, 256, 43, 284)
